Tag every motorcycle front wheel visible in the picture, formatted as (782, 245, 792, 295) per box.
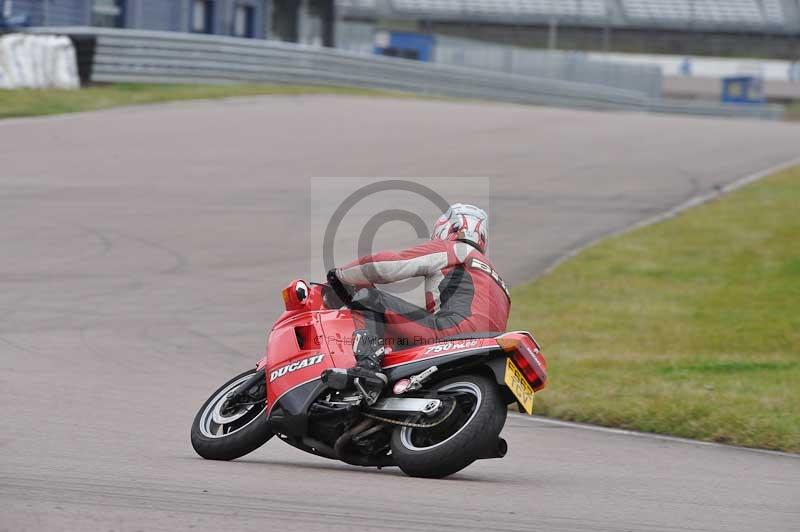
(190, 368, 273, 461)
(390, 373, 507, 478)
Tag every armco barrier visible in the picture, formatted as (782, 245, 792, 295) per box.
(25, 27, 785, 120)
(337, 22, 664, 98)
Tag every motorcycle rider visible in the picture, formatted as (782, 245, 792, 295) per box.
(323, 204, 511, 400)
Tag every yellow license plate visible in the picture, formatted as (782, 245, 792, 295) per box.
(504, 357, 535, 415)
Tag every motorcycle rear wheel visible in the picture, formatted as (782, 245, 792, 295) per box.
(390, 373, 506, 478)
(191, 368, 273, 461)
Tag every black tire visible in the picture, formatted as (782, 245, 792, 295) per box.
(390, 373, 507, 479)
(190, 368, 274, 461)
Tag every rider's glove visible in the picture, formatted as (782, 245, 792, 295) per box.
(327, 268, 351, 305)
(326, 268, 340, 285)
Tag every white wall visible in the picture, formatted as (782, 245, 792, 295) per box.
(586, 52, 800, 82)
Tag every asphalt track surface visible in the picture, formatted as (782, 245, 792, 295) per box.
(1, 96, 799, 532)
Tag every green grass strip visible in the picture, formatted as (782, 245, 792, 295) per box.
(787, 101, 800, 122)
(510, 165, 800, 452)
(0, 83, 394, 119)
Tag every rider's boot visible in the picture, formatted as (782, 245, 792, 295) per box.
(321, 329, 387, 403)
(351, 328, 387, 384)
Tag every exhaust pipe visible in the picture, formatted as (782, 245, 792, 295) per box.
(478, 437, 507, 459)
(333, 419, 396, 467)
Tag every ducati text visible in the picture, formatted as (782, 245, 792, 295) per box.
(270, 354, 325, 382)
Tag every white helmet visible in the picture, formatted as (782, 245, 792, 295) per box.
(431, 203, 489, 253)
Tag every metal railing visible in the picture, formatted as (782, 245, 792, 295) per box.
(335, 22, 664, 98)
(431, 34, 664, 98)
(25, 27, 785, 120)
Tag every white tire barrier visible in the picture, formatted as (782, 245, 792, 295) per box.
(0, 34, 80, 90)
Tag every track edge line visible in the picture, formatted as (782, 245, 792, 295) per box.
(513, 414, 800, 458)
(537, 155, 800, 278)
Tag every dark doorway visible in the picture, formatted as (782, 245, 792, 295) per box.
(271, 0, 299, 43)
(271, 0, 334, 47)
(234, 3, 255, 38)
(192, 0, 215, 34)
(308, 0, 335, 47)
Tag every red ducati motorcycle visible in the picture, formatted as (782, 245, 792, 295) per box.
(190, 279, 547, 478)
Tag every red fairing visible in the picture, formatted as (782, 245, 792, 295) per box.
(264, 283, 344, 415)
(382, 337, 497, 368)
(261, 282, 547, 419)
(265, 312, 328, 415)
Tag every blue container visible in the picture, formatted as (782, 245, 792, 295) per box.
(721, 76, 765, 104)
(374, 31, 435, 62)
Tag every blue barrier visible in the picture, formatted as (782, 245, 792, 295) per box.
(721, 76, 765, 104)
(374, 31, 435, 62)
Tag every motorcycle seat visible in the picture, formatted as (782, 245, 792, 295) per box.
(437, 331, 505, 341)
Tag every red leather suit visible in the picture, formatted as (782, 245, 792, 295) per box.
(336, 239, 510, 349)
